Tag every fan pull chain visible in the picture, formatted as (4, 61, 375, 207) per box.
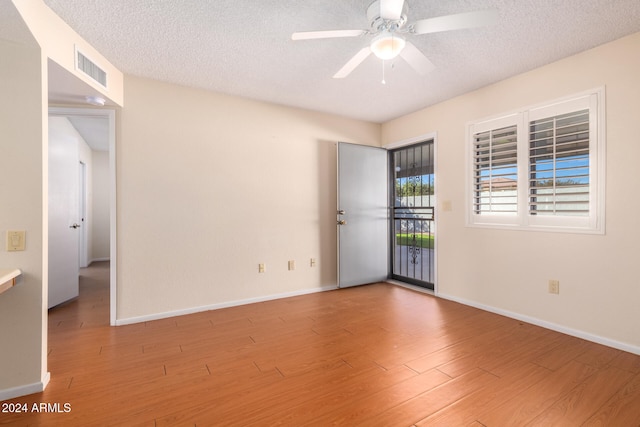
(382, 60, 386, 85)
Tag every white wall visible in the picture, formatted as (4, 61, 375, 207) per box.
(117, 76, 381, 322)
(91, 150, 110, 262)
(0, 38, 49, 398)
(382, 32, 640, 352)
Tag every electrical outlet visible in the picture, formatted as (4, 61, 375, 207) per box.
(258, 263, 266, 273)
(548, 279, 560, 294)
(288, 260, 295, 271)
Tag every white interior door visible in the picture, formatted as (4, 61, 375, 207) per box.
(337, 142, 388, 287)
(48, 116, 80, 308)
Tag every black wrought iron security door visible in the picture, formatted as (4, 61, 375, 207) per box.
(390, 141, 435, 290)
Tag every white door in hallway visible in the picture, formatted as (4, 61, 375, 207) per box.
(48, 116, 80, 308)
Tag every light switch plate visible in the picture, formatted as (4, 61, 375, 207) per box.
(7, 230, 26, 251)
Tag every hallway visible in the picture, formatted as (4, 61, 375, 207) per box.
(49, 261, 110, 329)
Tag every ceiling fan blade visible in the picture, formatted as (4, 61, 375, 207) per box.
(379, 0, 405, 21)
(399, 42, 435, 76)
(413, 9, 498, 35)
(333, 47, 372, 79)
(292, 29, 366, 41)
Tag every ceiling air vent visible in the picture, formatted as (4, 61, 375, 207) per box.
(75, 48, 107, 89)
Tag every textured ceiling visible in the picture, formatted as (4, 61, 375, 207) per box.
(36, 0, 640, 123)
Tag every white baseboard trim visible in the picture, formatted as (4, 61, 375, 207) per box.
(0, 372, 50, 401)
(437, 292, 640, 356)
(89, 257, 110, 264)
(115, 285, 337, 326)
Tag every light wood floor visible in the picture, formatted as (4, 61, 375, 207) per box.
(2, 262, 640, 426)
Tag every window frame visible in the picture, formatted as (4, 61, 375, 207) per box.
(466, 88, 605, 234)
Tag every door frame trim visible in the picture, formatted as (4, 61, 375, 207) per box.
(383, 132, 438, 294)
(48, 107, 117, 325)
(78, 160, 88, 268)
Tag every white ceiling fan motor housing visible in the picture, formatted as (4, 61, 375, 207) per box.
(367, 0, 408, 33)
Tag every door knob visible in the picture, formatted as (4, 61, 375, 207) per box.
(70, 223, 81, 229)
(337, 220, 346, 225)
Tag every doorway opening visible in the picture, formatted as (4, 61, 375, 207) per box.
(390, 140, 435, 290)
(48, 107, 116, 324)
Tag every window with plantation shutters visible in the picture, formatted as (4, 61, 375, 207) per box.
(473, 124, 518, 215)
(467, 89, 605, 234)
(529, 109, 590, 216)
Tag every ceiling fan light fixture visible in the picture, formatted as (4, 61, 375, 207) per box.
(370, 31, 406, 60)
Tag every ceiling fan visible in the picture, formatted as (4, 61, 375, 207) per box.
(292, 0, 498, 79)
